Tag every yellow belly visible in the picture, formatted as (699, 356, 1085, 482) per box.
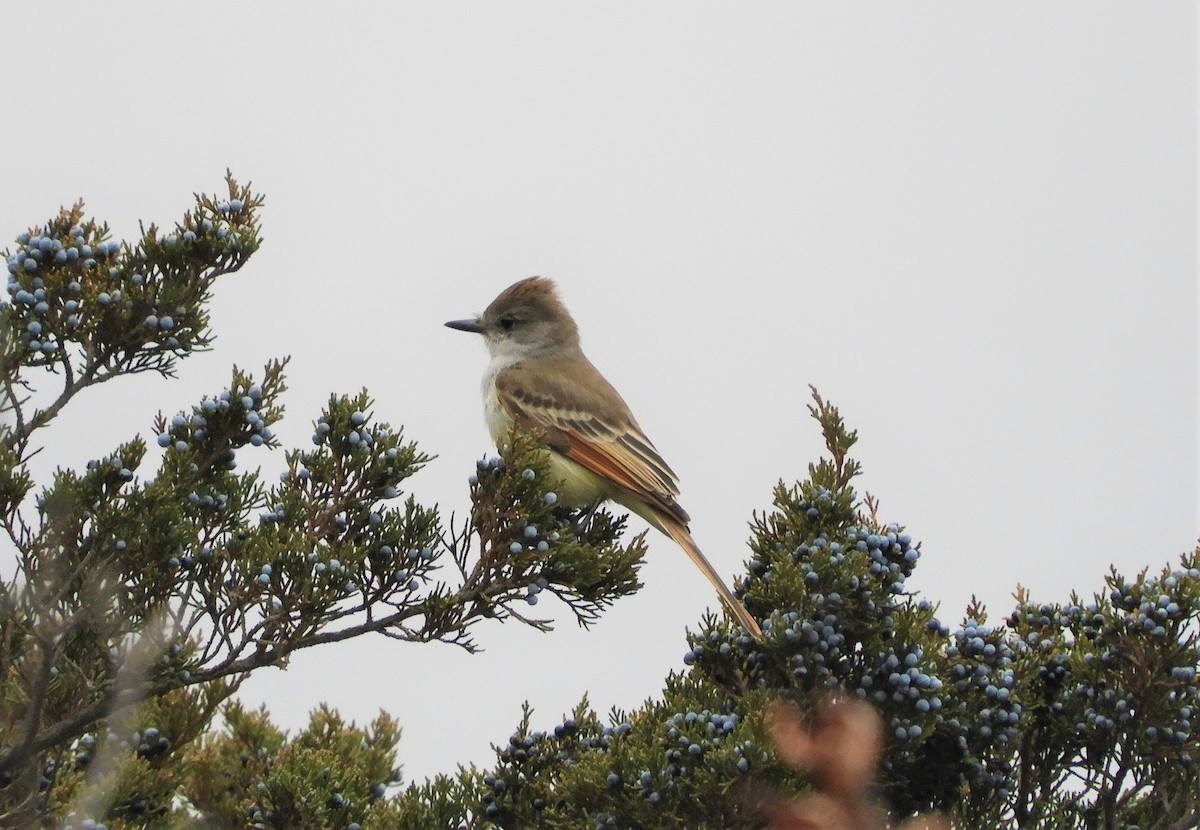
(483, 377, 635, 515)
(543, 450, 617, 508)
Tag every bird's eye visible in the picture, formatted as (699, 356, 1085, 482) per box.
(498, 315, 518, 332)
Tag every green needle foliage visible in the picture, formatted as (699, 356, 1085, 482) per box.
(0, 181, 644, 829)
(440, 399, 1198, 830)
(1, 184, 1196, 829)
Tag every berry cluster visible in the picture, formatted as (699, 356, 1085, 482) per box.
(379, 545, 433, 592)
(504, 474, 562, 605)
(715, 515, 929, 706)
(481, 723, 560, 820)
(83, 453, 136, 485)
(948, 621, 1020, 719)
(482, 710, 635, 816)
(468, 453, 505, 486)
(1108, 567, 1200, 638)
(3, 188, 260, 397)
(267, 400, 442, 610)
(5, 222, 172, 361)
(5, 228, 117, 276)
(72, 734, 97, 770)
(133, 726, 170, 760)
(656, 709, 742, 788)
(695, 456, 1037, 815)
(873, 645, 945, 741)
(492, 466, 562, 555)
(311, 409, 385, 453)
(4, 226, 114, 359)
(158, 384, 275, 458)
(462, 429, 647, 632)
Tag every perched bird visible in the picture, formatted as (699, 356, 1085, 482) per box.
(446, 276, 762, 637)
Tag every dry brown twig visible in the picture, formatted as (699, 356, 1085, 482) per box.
(761, 698, 951, 830)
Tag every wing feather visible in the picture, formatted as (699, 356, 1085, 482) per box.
(494, 358, 689, 525)
(493, 356, 761, 637)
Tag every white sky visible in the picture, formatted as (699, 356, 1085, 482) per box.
(2, 3, 1195, 784)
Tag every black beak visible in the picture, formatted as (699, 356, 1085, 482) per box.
(445, 318, 485, 334)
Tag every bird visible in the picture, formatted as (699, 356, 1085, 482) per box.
(446, 276, 762, 637)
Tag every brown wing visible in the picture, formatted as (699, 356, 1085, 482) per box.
(496, 356, 762, 638)
(494, 355, 690, 526)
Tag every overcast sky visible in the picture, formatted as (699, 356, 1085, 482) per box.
(2, 3, 1195, 783)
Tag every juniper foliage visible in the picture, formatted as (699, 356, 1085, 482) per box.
(0, 185, 1196, 830)
(0, 181, 643, 829)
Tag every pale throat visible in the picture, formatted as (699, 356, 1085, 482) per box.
(479, 349, 521, 443)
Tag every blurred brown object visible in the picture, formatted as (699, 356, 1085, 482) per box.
(761, 698, 951, 830)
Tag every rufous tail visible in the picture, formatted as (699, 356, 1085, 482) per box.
(659, 519, 763, 638)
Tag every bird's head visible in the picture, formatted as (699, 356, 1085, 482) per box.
(445, 276, 581, 360)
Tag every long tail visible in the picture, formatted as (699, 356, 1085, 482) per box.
(657, 518, 763, 638)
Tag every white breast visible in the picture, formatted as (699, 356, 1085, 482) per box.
(482, 380, 513, 444)
(480, 355, 517, 444)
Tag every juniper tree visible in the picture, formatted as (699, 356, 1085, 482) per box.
(370, 394, 1199, 830)
(160, 396, 1200, 830)
(2, 182, 1197, 830)
(0, 179, 643, 829)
